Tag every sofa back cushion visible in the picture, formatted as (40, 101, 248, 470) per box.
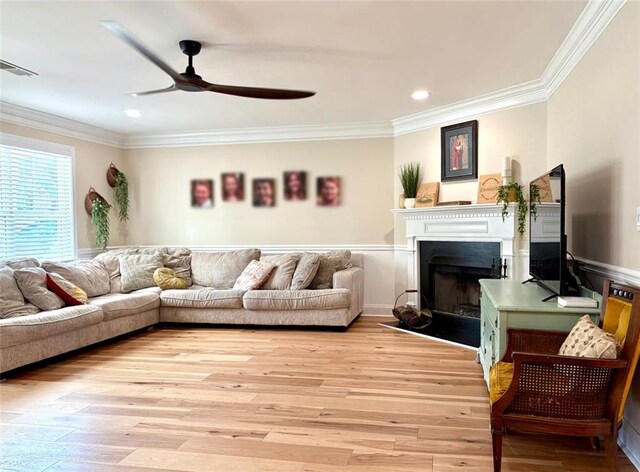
(0, 257, 40, 270)
(290, 253, 321, 290)
(13, 267, 64, 311)
(191, 249, 260, 289)
(163, 248, 192, 287)
(308, 250, 352, 290)
(0, 267, 40, 319)
(41, 260, 110, 298)
(260, 253, 301, 290)
(119, 254, 164, 293)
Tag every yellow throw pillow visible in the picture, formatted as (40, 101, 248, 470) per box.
(153, 267, 188, 290)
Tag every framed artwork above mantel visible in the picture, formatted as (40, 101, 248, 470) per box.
(441, 120, 478, 182)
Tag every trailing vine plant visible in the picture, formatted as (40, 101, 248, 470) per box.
(530, 183, 541, 221)
(91, 198, 111, 250)
(496, 182, 528, 237)
(114, 172, 129, 221)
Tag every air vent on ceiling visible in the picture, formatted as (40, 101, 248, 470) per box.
(0, 60, 38, 77)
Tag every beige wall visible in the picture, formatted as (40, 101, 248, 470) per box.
(123, 138, 394, 246)
(0, 121, 127, 251)
(547, 1, 640, 272)
(546, 2, 640, 460)
(393, 102, 549, 245)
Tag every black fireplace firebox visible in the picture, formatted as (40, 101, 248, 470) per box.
(418, 241, 502, 347)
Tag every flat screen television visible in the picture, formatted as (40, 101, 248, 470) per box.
(528, 164, 579, 299)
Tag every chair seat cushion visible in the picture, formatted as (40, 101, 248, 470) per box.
(489, 361, 514, 404)
(243, 289, 351, 311)
(88, 292, 160, 321)
(160, 287, 245, 309)
(0, 305, 103, 348)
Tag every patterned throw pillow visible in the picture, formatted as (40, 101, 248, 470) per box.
(233, 260, 276, 291)
(308, 250, 352, 290)
(119, 254, 164, 293)
(46, 272, 88, 306)
(559, 315, 618, 359)
(290, 253, 321, 290)
(14, 267, 64, 311)
(153, 267, 188, 290)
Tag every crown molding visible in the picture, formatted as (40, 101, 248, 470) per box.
(122, 121, 393, 148)
(0, 0, 625, 147)
(392, 0, 626, 135)
(0, 101, 124, 148)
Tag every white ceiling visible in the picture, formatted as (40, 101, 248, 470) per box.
(0, 1, 587, 135)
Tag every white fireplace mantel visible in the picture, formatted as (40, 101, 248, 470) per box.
(392, 203, 519, 301)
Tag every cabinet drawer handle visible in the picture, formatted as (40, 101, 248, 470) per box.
(495, 318, 498, 328)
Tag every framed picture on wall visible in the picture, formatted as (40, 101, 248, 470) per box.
(191, 179, 213, 208)
(441, 120, 478, 182)
(221, 172, 244, 202)
(316, 176, 341, 206)
(283, 171, 307, 200)
(252, 178, 276, 207)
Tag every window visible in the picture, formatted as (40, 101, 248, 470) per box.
(0, 133, 76, 261)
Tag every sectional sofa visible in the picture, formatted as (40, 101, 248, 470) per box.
(0, 248, 364, 374)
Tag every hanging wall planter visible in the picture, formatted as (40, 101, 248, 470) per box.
(106, 163, 129, 221)
(85, 187, 111, 250)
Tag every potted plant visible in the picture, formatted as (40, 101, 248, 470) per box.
(496, 182, 528, 237)
(398, 162, 422, 209)
(107, 163, 129, 221)
(84, 187, 111, 250)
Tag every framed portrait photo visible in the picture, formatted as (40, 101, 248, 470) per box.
(191, 179, 214, 208)
(441, 120, 478, 182)
(252, 178, 276, 207)
(316, 176, 341, 206)
(283, 171, 307, 201)
(221, 172, 244, 202)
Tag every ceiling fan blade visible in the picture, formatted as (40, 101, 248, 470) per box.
(128, 85, 177, 97)
(102, 20, 182, 82)
(204, 82, 315, 100)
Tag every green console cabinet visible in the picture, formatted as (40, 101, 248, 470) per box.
(478, 279, 601, 387)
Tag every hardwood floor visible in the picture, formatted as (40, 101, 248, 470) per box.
(0, 316, 635, 471)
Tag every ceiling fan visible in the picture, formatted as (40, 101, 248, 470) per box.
(101, 21, 316, 100)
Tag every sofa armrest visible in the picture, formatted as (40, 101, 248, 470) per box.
(333, 267, 364, 316)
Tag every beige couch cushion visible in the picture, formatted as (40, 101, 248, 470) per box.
(261, 253, 301, 290)
(161, 287, 245, 309)
(308, 250, 352, 290)
(191, 249, 260, 288)
(1, 257, 40, 270)
(89, 292, 160, 321)
(290, 253, 321, 290)
(13, 267, 64, 311)
(41, 260, 110, 298)
(0, 267, 40, 319)
(119, 254, 164, 293)
(164, 248, 192, 287)
(0, 305, 103, 348)
(243, 289, 351, 311)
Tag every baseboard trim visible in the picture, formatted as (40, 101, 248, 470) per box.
(363, 304, 394, 316)
(619, 420, 640, 470)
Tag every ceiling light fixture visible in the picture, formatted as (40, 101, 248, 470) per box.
(124, 109, 142, 118)
(411, 90, 430, 101)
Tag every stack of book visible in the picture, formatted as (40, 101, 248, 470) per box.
(557, 296, 599, 308)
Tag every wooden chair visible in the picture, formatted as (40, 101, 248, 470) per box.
(489, 280, 640, 472)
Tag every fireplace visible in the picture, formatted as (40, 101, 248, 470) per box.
(393, 204, 519, 347)
(420, 241, 501, 319)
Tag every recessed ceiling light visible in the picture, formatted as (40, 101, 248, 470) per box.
(411, 90, 430, 101)
(124, 109, 142, 118)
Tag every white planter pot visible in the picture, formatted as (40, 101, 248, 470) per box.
(404, 198, 416, 209)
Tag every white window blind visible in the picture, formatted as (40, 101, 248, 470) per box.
(0, 134, 76, 262)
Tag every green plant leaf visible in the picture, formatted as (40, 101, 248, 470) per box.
(397, 162, 422, 198)
(91, 198, 110, 250)
(114, 171, 129, 221)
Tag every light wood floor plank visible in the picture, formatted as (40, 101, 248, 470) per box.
(0, 316, 634, 471)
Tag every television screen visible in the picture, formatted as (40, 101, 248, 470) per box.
(529, 164, 571, 296)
